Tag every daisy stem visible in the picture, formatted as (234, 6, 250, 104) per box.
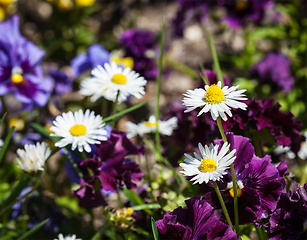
(117, 189, 123, 208)
(199, 63, 210, 85)
(154, 19, 165, 155)
(63, 148, 84, 178)
(216, 117, 239, 235)
(208, 34, 224, 86)
(145, 149, 155, 202)
(112, 91, 120, 128)
(101, 97, 108, 118)
(212, 181, 233, 229)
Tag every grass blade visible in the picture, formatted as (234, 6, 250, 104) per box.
(16, 219, 49, 240)
(0, 126, 15, 165)
(151, 217, 159, 240)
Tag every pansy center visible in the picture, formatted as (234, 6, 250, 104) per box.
(235, 0, 248, 11)
(70, 124, 87, 136)
(228, 181, 244, 198)
(204, 84, 225, 104)
(11, 66, 24, 84)
(200, 157, 217, 172)
(112, 73, 127, 85)
(145, 121, 157, 127)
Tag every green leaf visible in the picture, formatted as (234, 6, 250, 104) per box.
(103, 100, 149, 124)
(131, 203, 161, 211)
(0, 112, 7, 126)
(16, 219, 49, 240)
(122, 187, 153, 215)
(151, 217, 159, 240)
(0, 126, 15, 165)
(31, 123, 60, 141)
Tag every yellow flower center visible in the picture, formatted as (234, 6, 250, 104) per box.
(30, 160, 34, 165)
(204, 84, 225, 104)
(145, 121, 157, 127)
(235, 0, 248, 11)
(70, 124, 87, 136)
(11, 73, 24, 84)
(229, 187, 242, 198)
(112, 73, 127, 85)
(75, 0, 95, 7)
(199, 157, 217, 172)
(114, 57, 134, 69)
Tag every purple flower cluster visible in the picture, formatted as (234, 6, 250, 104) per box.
(73, 129, 144, 208)
(156, 196, 238, 239)
(267, 183, 307, 240)
(224, 98, 304, 154)
(0, 16, 53, 111)
(119, 29, 158, 80)
(200, 133, 285, 224)
(218, 0, 273, 28)
(172, 0, 213, 37)
(250, 52, 294, 93)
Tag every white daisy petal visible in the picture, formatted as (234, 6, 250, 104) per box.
(80, 62, 147, 103)
(51, 109, 109, 153)
(182, 81, 247, 121)
(180, 142, 234, 185)
(15, 142, 51, 173)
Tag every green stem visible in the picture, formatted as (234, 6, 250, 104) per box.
(145, 150, 155, 202)
(155, 19, 165, 155)
(212, 181, 233, 229)
(199, 63, 210, 85)
(0, 96, 8, 139)
(208, 34, 224, 86)
(101, 97, 108, 118)
(261, 226, 269, 240)
(164, 56, 199, 80)
(112, 91, 120, 128)
(255, 226, 263, 240)
(117, 189, 123, 208)
(253, 130, 262, 157)
(216, 117, 239, 234)
(63, 148, 84, 178)
(0, 126, 15, 165)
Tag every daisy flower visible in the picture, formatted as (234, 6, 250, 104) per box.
(50, 109, 109, 153)
(54, 233, 81, 240)
(125, 115, 178, 138)
(16, 142, 51, 173)
(79, 61, 147, 103)
(180, 142, 236, 184)
(182, 81, 247, 121)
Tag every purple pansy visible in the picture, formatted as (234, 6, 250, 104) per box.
(218, 0, 273, 28)
(70, 44, 110, 77)
(119, 28, 158, 80)
(267, 183, 307, 240)
(155, 196, 238, 239)
(250, 52, 294, 93)
(223, 97, 304, 154)
(200, 133, 285, 224)
(0, 15, 53, 110)
(172, 0, 214, 37)
(48, 69, 73, 95)
(72, 129, 144, 208)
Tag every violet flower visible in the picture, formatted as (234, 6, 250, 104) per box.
(155, 196, 238, 239)
(48, 69, 73, 95)
(119, 28, 158, 80)
(70, 44, 110, 77)
(218, 0, 273, 28)
(250, 52, 294, 93)
(200, 133, 285, 224)
(0, 15, 53, 111)
(72, 130, 144, 208)
(223, 97, 304, 154)
(267, 183, 307, 240)
(171, 0, 214, 37)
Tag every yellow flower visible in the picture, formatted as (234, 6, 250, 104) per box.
(74, 0, 95, 7)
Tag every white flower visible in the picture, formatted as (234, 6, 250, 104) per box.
(182, 81, 247, 121)
(16, 142, 51, 173)
(0, 138, 3, 150)
(50, 109, 108, 153)
(125, 115, 178, 138)
(298, 131, 307, 160)
(180, 142, 236, 184)
(54, 233, 81, 240)
(79, 61, 147, 103)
